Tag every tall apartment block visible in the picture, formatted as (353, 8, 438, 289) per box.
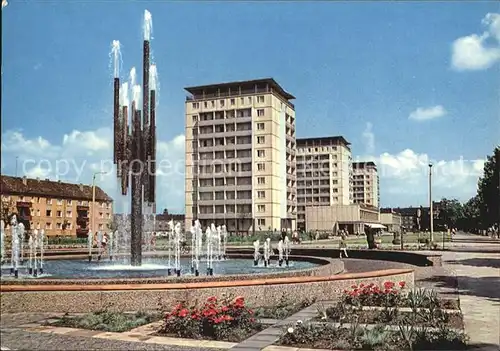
(352, 161, 380, 208)
(296, 136, 353, 231)
(184, 78, 297, 233)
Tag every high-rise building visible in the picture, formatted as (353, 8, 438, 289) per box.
(296, 136, 353, 231)
(0, 175, 113, 237)
(184, 78, 297, 233)
(352, 161, 379, 208)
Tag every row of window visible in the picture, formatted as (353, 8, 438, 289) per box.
(31, 222, 106, 230)
(3, 196, 111, 208)
(191, 96, 266, 110)
(29, 209, 111, 219)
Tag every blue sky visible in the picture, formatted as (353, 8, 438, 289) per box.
(2, 1, 499, 213)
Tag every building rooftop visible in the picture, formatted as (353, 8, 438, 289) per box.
(297, 136, 351, 147)
(0, 175, 113, 202)
(185, 77, 295, 101)
(353, 161, 377, 169)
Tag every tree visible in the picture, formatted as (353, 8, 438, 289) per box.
(461, 196, 481, 232)
(477, 146, 500, 228)
(107, 219, 118, 232)
(439, 198, 464, 228)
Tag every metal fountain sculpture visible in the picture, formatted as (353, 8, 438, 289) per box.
(112, 10, 157, 266)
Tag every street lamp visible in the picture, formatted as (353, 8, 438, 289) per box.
(429, 163, 434, 243)
(91, 171, 106, 235)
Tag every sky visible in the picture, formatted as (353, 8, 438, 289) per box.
(1, 1, 499, 213)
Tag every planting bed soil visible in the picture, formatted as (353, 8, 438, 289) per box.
(154, 324, 264, 343)
(46, 311, 160, 333)
(317, 306, 464, 329)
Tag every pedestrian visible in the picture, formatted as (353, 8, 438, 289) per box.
(339, 232, 348, 259)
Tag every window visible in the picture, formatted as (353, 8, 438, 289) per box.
(257, 96, 264, 103)
(258, 177, 265, 185)
(211, 100, 215, 107)
(204, 101, 208, 108)
(46, 198, 52, 205)
(99, 224, 104, 230)
(230, 98, 235, 105)
(240, 97, 244, 104)
(192, 115, 198, 122)
(46, 222, 52, 229)
(56, 210, 62, 217)
(220, 100, 225, 107)
(257, 163, 265, 171)
(257, 150, 265, 157)
(257, 109, 264, 117)
(257, 122, 265, 130)
(46, 210, 52, 217)
(67, 200, 72, 205)
(66, 210, 72, 218)
(192, 102, 199, 109)
(100, 212, 104, 219)
(257, 218, 266, 226)
(247, 97, 252, 104)
(257, 191, 265, 199)
(257, 205, 265, 212)
(36, 209, 40, 216)
(257, 136, 265, 144)
(19, 196, 24, 201)
(56, 222, 62, 229)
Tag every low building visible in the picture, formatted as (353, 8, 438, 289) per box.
(394, 202, 444, 232)
(380, 208, 403, 233)
(155, 209, 185, 232)
(305, 204, 380, 234)
(0, 175, 113, 237)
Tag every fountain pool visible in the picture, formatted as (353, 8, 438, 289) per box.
(0, 257, 319, 280)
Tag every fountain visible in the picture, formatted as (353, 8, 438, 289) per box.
(87, 230, 93, 262)
(113, 9, 157, 267)
(253, 239, 260, 266)
(221, 224, 228, 259)
(174, 222, 182, 276)
(263, 237, 271, 267)
(190, 220, 202, 276)
(284, 235, 291, 266)
(205, 225, 214, 276)
(9, 215, 21, 278)
(278, 239, 284, 266)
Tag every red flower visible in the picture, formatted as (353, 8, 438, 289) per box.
(399, 281, 406, 288)
(248, 309, 254, 315)
(178, 308, 189, 318)
(384, 281, 395, 289)
(351, 284, 357, 289)
(207, 296, 217, 302)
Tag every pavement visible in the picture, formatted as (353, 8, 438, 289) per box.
(1, 232, 498, 350)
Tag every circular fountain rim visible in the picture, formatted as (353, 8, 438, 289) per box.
(0, 254, 340, 286)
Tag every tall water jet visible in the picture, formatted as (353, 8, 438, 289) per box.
(38, 229, 45, 274)
(190, 220, 202, 276)
(284, 235, 290, 266)
(9, 215, 20, 278)
(205, 225, 214, 276)
(253, 240, 260, 266)
(28, 230, 34, 274)
(167, 220, 174, 275)
(174, 222, 182, 276)
(87, 230, 93, 262)
(221, 224, 227, 259)
(263, 238, 271, 267)
(278, 239, 284, 267)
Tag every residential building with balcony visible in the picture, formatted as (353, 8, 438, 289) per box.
(0, 175, 113, 237)
(184, 78, 297, 233)
(352, 161, 380, 208)
(296, 136, 353, 231)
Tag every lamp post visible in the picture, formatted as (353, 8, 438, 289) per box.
(429, 163, 434, 243)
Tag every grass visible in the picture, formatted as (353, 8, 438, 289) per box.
(47, 310, 161, 332)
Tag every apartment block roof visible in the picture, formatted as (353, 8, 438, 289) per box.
(353, 161, 377, 169)
(185, 78, 295, 100)
(0, 175, 113, 202)
(297, 136, 351, 147)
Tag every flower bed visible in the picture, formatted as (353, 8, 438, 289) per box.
(46, 310, 160, 332)
(343, 282, 459, 310)
(157, 295, 263, 342)
(254, 294, 316, 319)
(278, 320, 468, 350)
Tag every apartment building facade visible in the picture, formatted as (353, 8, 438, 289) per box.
(352, 161, 380, 208)
(184, 78, 297, 233)
(0, 175, 113, 237)
(296, 136, 353, 231)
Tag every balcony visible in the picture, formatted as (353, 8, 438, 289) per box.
(77, 205, 89, 211)
(76, 227, 89, 237)
(16, 201, 32, 208)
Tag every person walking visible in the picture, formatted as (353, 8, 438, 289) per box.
(339, 232, 348, 259)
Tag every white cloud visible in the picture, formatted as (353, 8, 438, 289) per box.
(352, 149, 485, 206)
(408, 105, 447, 121)
(451, 13, 500, 71)
(1, 127, 186, 213)
(362, 122, 375, 154)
